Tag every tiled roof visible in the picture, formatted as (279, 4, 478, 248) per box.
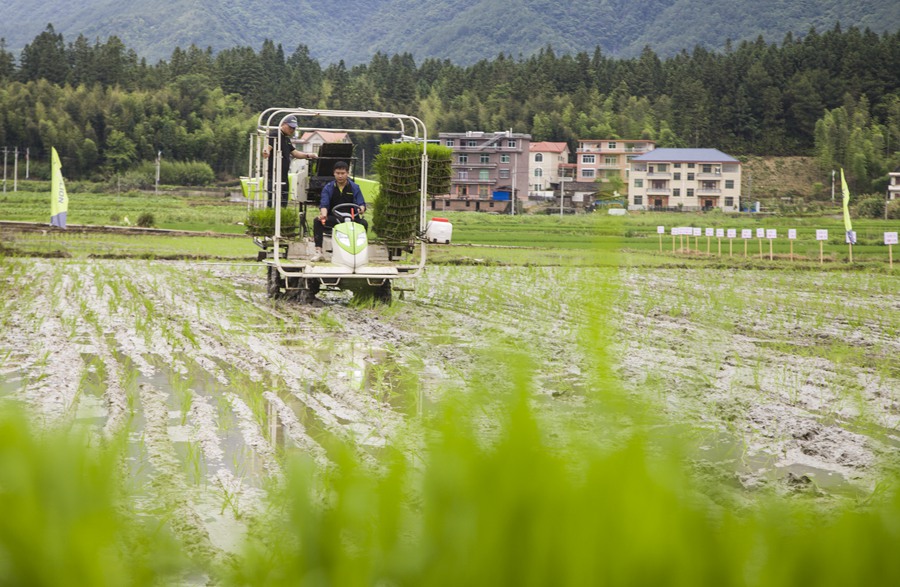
(530, 141, 568, 153)
(631, 148, 739, 163)
(299, 131, 349, 143)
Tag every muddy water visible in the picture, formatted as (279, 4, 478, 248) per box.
(1, 259, 898, 557)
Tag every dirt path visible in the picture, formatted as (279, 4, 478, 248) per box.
(1, 259, 898, 556)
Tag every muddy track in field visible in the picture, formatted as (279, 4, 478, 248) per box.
(2, 259, 899, 558)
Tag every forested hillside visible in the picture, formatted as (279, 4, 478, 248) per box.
(0, 25, 897, 196)
(1, 0, 898, 65)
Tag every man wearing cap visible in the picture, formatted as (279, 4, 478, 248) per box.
(263, 115, 317, 207)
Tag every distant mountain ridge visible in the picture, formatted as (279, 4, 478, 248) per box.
(2, 0, 898, 65)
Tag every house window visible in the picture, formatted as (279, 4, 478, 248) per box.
(702, 164, 712, 173)
(534, 168, 543, 177)
(687, 188, 695, 198)
(458, 155, 468, 164)
(467, 140, 477, 147)
(582, 154, 595, 164)
(465, 201, 471, 207)
(489, 201, 494, 208)
(507, 140, 517, 148)
(501, 154, 510, 163)
(673, 188, 681, 197)
(657, 164, 668, 172)
(725, 197, 734, 206)
(608, 142, 617, 149)
(479, 170, 490, 180)
(674, 163, 681, 168)
(458, 171, 468, 180)
(582, 169, 595, 178)
(687, 173, 695, 181)
(499, 169, 510, 179)
(533, 184, 542, 191)
(634, 179, 643, 188)
(460, 186, 468, 196)
(687, 163, 695, 168)
(535, 153, 543, 162)
(725, 180, 734, 189)
(480, 154, 490, 164)
(605, 156, 617, 165)
(634, 195, 643, 205)
(674, 173, 681, 180)
(445, 139, 454, 147)
(479, 185, 489, 197)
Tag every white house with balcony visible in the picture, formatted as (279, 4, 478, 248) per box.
(628, 148, 742, 212)
(529, 141, 570, 199)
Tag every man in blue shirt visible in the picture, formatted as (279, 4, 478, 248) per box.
(312, 160, 368, 261)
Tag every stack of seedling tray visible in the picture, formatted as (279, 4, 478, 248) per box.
(372, 143, 451, 250)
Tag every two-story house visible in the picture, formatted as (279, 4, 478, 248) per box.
(437, 131, 531, 212)
(629, 148, 742, 212)
(529, 142, 570, 198)
(576, 139, 655, 187)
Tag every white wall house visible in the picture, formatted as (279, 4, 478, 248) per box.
(629, 148, 742, 212)
(529, 141, 570, 199)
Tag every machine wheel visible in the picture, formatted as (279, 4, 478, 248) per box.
(298, 279, 322, 305)
(373, 281, 392, 304)
(267, 266, 285, 299)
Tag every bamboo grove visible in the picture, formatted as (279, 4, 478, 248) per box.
(1, 24, 898, 190)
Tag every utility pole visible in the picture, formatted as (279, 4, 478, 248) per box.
(831, 169, 836, 202)
(13, 147, 18, 192)
(559, 175, 566, 217)
(25, 148, 29, 179)
(155, 151, 161, 194)
(2, 147, 7, 193)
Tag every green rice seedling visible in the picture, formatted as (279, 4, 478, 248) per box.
(315, 310, 343, 331)
(182, 440, 203, 486)
(181, 320, 200, 350)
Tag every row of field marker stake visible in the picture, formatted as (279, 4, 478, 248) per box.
(657, 226, 898, 266)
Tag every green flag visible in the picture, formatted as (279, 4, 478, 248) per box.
(50, 147, 68, 228)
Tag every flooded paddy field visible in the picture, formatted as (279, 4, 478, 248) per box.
(1, 257, 899, 567)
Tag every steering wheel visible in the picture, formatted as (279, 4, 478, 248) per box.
(331, 203, 362, 222)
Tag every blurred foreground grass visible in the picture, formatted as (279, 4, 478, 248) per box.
(2, 381, 899, 584)
(0, 411, 186, 585)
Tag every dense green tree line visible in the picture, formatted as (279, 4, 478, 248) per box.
(1, 24, 898, 188)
